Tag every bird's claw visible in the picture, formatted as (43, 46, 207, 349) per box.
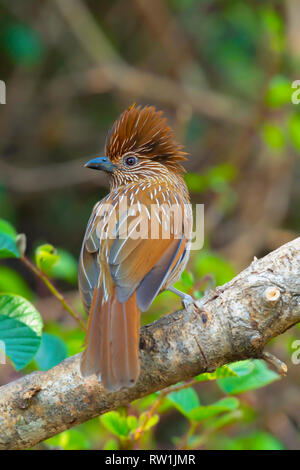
(181, 294, 198, 311)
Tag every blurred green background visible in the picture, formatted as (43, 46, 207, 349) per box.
(0, 0, 300, 450)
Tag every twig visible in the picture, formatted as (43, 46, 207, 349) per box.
(86, 64, 252, 125)
(132, 379, 197, 443)
(20, 255, 87, 332)
(53, 0, 122, 64)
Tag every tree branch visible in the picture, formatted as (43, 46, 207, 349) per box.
(0, 238, 299, 450)
(86, 64, 252, 125)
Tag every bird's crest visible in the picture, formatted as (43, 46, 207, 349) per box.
(105, 105, 187, 168)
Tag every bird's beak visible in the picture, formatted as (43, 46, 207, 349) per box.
(84, 156, 117, 174)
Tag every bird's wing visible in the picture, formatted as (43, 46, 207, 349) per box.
(78, 201, 103, 314)
(107, 188, 188, 310)
(79, 187, 190, 313)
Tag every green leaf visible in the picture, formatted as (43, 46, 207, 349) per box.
(217, 359, 279, 394)
(226, 360, 255, 376)
(145, 415, 159, 431)
(194, 250, 235, 286)
(206, 163, 237, 193)
(260, 7, 284, 53)
(132, 393, 157, 412)
(0, 294, 43, 370)
(34, 333, 67, 371)
(46, 429, 91, 450)
(100, 411, 130, 438)
(126, 415, 138, 431)
(0, 266, 34, 300)
(288, 112, 300, 152)
(0, 218, 20, 259)
(180, 271, 194, 288)
(35, 244, 59, 273)
(195, 364, 238, 382)
(45, 324, 85, 357)
(204, 409, 242, 432)
(225, 431, 284, 450)
(184, 173, 207, 193)
(262, 123, 285, 150)
(188, 397, 239, 422)
(0, 218, 16, 238)
(63, 329, 85, 357)
(47, 248, 78, 284)
(168, 387, 200, 417)
(261, 6, 283, 35)
(184, 164, 237, 194)
(3, 24, 44, 66)
(103, 438, 119, 450)
(142, 414, 159, 432)
(265, 76, 292, 108)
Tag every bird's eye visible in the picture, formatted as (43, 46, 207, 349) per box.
(124, 155, 138, 167)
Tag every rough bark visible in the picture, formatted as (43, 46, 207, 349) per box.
(0, 238, 299, 450)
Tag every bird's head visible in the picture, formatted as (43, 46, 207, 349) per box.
(85, 105, 187, 188)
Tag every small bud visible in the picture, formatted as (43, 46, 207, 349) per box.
(262, 352, 287, 376)
(16, 233, 27, 256)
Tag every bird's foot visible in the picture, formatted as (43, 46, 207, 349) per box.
(181, 294, 198, 311)
(168, 286, 198, 311)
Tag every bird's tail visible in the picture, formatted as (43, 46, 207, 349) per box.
(80, 287, 140, 391)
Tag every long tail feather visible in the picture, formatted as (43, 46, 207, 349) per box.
(110, 292, 140, 390)
(80, 288, 102, 377)
(80, 288, 140, 391)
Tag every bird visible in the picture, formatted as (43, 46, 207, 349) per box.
(79, 104, 193, 391)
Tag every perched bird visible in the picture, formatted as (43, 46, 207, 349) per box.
(79, 105, 193, 391)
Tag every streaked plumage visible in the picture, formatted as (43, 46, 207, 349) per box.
(79, 105, 192, 391)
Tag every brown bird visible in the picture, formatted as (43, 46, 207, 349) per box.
(79, 105, 193, 391)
